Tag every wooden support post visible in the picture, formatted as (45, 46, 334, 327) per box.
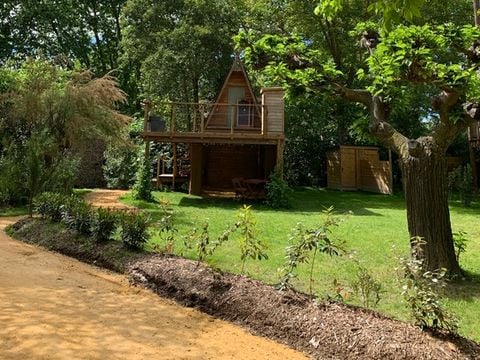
(170, 103, 176, 133)
(143, 101, 150, 133)
(276, 139, 285, 178)
(156, 154, 161, 190)
(189, 144, 203, 195)
(230, 104, 234, 135)
(200, 104, 205, 133)
(172, 143, 177, 191)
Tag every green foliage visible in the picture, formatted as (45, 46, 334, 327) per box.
(60, 196, 93, 236)
(33, 192, 68, 222)
(103, 143, 139, 189)
(351, 263, 383, 308)
(0, 59, 128, 206)
(91, 208, 119, 242)
(235, 205, 268, 274)
(120, 211, 151, 249)
(448, 165, 474, 207)
(278, 206, 344, 294)
(453, 230, 469, 263)
(265, 169, 292, 208)
(184, 221, 236, 262)
(399, 237, 458, 332)
(133, 153, 153, 202)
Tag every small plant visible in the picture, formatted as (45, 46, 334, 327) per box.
(61, 196, 93, 235)
(34, 192, 67, 222)
(120, 211, 151, 249)
(184, 221, 236, 262)
(235, 205, 268, 273)
(398, 237, 458, 332)
(278, 206, 344, 294)
(91, 208, 119, 242)
(156, 214, 177, 253)
(133, 153, 153, 202)
(265, 168, 292, 209)
(452, 230, 468, 263)
(350, 263, 383, 308)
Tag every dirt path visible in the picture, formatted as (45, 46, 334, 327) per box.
(84, 189, 132, 209)
(0, 216, 306, 359)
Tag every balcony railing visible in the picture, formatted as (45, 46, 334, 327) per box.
(144, 101, 266, 135)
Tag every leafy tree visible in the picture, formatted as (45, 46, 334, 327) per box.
(0, 59, 128, 205)
(237, 2, 480, 274)
(120, 0, 243, 103)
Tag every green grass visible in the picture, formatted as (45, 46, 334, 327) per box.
(121, 188, 480, 342)
(0, 205, 28, 217)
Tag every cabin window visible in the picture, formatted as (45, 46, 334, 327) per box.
(237, 99, 253, 127)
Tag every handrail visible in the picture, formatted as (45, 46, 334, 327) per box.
(143, 100, 266, 135)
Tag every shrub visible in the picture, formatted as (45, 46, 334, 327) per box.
(33, 192, 67, 222)
(120, 211, 151, 249)
(61, 197, 93, 236)
(266, 168, 292, 209)
(103, 143, 139, 189)
(398, 237, 458, 332)
(452, 230, 469, 263)
(351, 264, 383, 308)
(133, 153, 153, 202)
(235, 205, 268, 274)
(278, 206, 344, 294)
(91, 208, 119, 242)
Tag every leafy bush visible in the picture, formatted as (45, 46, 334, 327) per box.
(133, 153, 153, 202)
(91, 208, 119, 242)
(33, 192, 68, 222)
(120, 211, 151, 249)
(452, 230, 469, 263)
(61, 197, 93, 235)
(351, 264, 383, 308)
(398, 237, 458, 332)
(278, 206, 344, 294)
(103, 143, 139, 189)
(235, 205, 268, 273)
(183, 221, 235, 262)
(266, 169, 292, 209)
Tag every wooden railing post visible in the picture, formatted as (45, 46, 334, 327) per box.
(200, 104, 205, 133)
(170, 103, 176, 133)
(143, 100, 150, 133)
(230, 104, 234, 135)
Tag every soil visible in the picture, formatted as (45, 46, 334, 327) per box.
(0, 216, 306, 359)
(5, 189, 480, 359)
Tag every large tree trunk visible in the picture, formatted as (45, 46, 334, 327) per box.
(400, 145, 462, 275)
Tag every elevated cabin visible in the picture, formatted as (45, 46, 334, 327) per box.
(141, 56, 285, 196)
(327, 146, 393, 195)
(468, 120, 480, 188)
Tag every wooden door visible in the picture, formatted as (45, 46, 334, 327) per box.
(340, 148, 357, 190)
(227, 87, 245, 127)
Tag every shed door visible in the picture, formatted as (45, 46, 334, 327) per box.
(227, 87, 245, 127)
(341, 148, 357, 189)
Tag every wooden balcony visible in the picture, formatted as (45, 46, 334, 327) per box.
(141, 101, 285, 145)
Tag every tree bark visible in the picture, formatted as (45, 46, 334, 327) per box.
(400, 142, 462, 275)
(335, 86, 462, 274)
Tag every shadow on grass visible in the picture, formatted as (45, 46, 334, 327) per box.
(174, 188, 405, 216)
(444, 270, 480, 301)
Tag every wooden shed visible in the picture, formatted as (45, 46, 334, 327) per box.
(327, 146, 392, 194)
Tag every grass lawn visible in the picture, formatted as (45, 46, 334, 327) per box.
(121, 188, 480, 342)
(0, 205, 28, 217)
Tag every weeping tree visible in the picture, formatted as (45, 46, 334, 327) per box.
(237, 5, 480, 274)
(0, 59, 129, 208)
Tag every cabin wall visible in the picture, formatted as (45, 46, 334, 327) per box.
(202, 144, 276, 189)
(208, 72, 260, 129)
(261, 87, 284, 135)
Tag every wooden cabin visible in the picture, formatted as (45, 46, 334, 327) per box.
(141, 56, 285, 196)
(327, 146, 392, 194)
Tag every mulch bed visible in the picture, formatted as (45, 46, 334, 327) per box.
(9, 218, 480, 360)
